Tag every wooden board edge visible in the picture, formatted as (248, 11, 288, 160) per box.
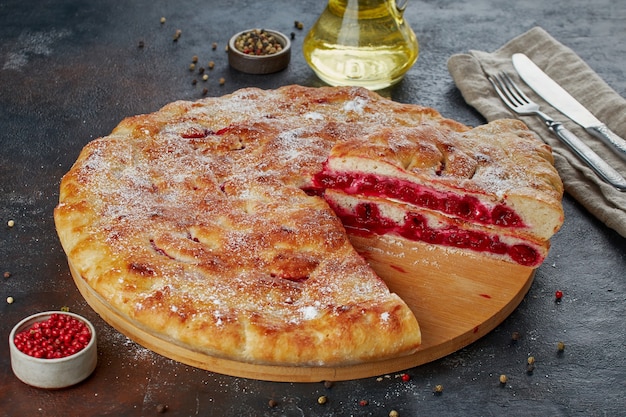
(69, 253, 535, 382)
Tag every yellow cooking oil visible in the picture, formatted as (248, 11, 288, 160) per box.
(303, 0, 419, 90)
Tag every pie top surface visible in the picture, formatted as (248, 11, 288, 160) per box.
(54, 85, 562, 366)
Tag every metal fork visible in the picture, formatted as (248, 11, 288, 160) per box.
(489, 72, 626, 191)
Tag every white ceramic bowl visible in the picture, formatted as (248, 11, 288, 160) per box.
(228, 29, 291, 74)
(9, 311, 97, 389)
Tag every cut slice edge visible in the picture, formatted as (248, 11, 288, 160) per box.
(324, 189, 550, 267)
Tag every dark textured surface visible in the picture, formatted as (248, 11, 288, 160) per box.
(1, 1, 625, 416)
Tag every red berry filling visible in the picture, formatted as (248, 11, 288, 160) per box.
(328, 199, 540, 267)
(313, 170, 525, 228)
(13, 313, 92, 359)
(180, 127, 214, 138)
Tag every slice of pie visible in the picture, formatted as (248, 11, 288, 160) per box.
(324, 189, 550, 267)
(312, 121, 564, 266)
(54, 85, 563, 367)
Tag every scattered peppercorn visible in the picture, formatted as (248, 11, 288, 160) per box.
(212, 42, 218, 50)
(3, 271, 11, 278)
(173, 29, 182, 41)
(317, 395, 327, 405)
(160, 17, 166, 24)
(208, 61, 215, 69)
(557, 341, 565, 352)
(234, 29, 283, 56)
(156, 404, 168, 413)
(294, 20, 304, 30)
(526, 356, 536, 374)
(290, 32, 296, 40)
(199, 67, 205, 74)
(192, 79, 197, 85)
(389, 411, 399, 417)
(268, 399, 278, 408)
(202, 74, 208, 81)
(7, 296, 14, 304)
(202, 88, 208, 96)
(189, 63, 196, 71)
(555, 290, 563, 301)
(323, 380, 334, 389)
(7, 219, 15, 227)
(511, 331, 521, 342)
(219, 77, 225, 85)
(192, 55, 198, 63)
(499, 374, 508, 385)
(138, 40, 144, 48)
(433, 384, 443, 395)
(60, 306, 70, 312)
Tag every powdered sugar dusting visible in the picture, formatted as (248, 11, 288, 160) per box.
(3, 29, 71, 71)
(300, 305, 319, 320)
(60, 85, 550, 364)
(304, 112, 324, 121)
(343, 97, 367, 113)
(471, 163, 514, 198)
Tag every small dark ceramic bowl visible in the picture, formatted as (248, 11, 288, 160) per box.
(9, 311, 97, 389)
(228, 29, 291, 74)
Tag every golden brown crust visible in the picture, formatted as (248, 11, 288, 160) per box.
(56, 85, 452, 366)
(54, 85, 562, 366)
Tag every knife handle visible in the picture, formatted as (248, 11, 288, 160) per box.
(585, 125, 626, 162)
(551, 122, 626, 191)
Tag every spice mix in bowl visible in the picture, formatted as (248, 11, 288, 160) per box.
(228, 29, 291, 74)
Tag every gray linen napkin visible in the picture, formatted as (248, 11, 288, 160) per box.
(448, 26, 626, 238)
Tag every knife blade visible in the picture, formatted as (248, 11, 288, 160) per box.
(512, 53, 626, 162)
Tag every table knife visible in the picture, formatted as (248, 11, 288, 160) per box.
(512, 53, 626, 162)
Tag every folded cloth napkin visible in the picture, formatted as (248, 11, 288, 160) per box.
(448, 26, 626, 238)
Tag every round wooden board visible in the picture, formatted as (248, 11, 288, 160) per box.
(69, 234, 534, 382)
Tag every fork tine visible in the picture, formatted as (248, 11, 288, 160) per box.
(500, 73, 530, 105)
(488, 74, 516, 109)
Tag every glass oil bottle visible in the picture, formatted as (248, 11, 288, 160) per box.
(303, 0, 419, 90)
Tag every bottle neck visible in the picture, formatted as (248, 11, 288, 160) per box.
(328, 0, 402, 19)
